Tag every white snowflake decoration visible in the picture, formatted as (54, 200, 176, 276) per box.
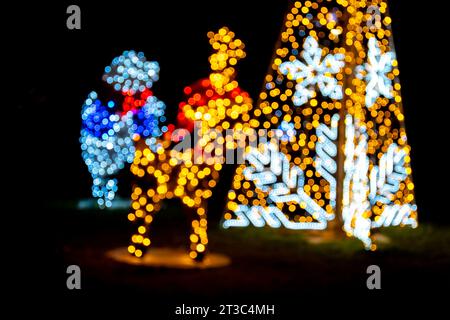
(279, 36, 345, 106)
(357, 37, 395, 108)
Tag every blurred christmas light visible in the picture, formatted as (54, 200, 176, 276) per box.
(80, 91, 134, 208)
(81, 52, 165, 208)
(103, 50, 160, 94)
(222, 0, 417, 250)
(127, 27, 253, 261)
(356, 37, 395, 108)
(279, 36, 345, 106)
(341, 0, 417, 249)
(276, 121, 297, 142)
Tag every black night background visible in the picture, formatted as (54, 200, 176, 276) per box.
(9, 0, 450, 316)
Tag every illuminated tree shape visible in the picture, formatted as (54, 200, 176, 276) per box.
(223, 0, 417, 250)
(81, 51, 166, 208)
(127, 27, 253, 261)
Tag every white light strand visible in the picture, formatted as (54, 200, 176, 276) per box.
(315, 114, 339, 209)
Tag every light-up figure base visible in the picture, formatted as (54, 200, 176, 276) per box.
(77, 198, 131, 210)
(107, 247, 231, 269)
(372, 233, 391, 245)
(304, 225, 392, 246)
(303, 220, 346, 245)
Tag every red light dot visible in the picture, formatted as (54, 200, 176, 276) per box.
(184, 87, 192, 95)
(193, 93, 202, 101)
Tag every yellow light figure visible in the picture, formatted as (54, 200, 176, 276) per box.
(128, 27, 253, 261)
(222, 0, 417, 250)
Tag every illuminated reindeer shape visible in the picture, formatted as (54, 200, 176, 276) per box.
(127, 27, 253, 261)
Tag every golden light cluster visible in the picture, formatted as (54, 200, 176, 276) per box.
(128, 27, 253, 261)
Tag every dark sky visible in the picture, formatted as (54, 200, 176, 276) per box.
(14, 0, 450, 223)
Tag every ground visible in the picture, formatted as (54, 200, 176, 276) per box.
(53, 200, 450, 316)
